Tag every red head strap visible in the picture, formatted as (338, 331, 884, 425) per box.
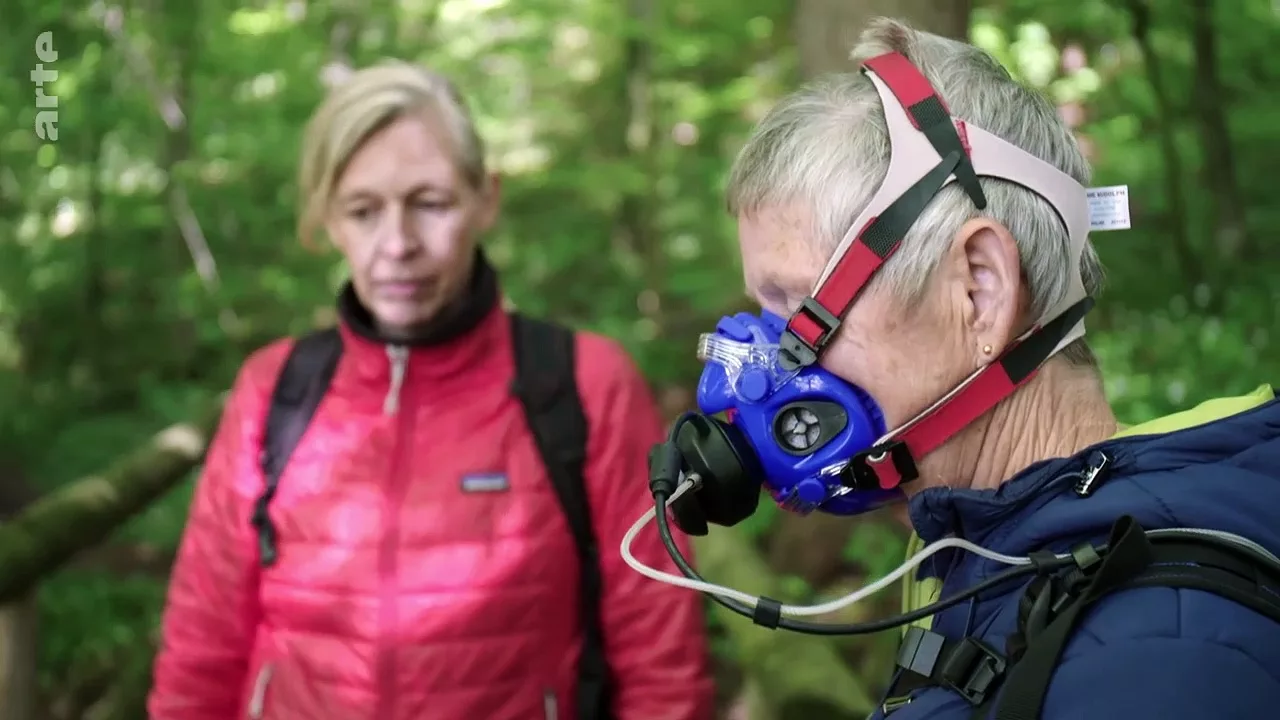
(776, 52, 1094, 491)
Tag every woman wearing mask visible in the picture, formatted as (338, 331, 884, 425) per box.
(148, 61, 714, 720)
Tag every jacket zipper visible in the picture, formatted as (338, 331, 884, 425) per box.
(543, 689, 558, 720)
(383, 346, 409, 415)
(375, 345, 412, 720)
(247, 663, 272, 718)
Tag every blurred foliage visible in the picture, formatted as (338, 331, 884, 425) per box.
(0, 0, 1276, 715)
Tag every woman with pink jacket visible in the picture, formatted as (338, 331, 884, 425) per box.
(147, 61, 715, 720)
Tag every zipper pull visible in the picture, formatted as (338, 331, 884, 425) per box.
(384, 345, 409, 415)
(542, 689, 558, 720)
(1073, 450, 1112, 498)
(248, 664, 273, 718)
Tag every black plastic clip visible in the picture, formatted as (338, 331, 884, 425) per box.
(938, 637, 1007, 705)
(778, 297, 841, 370)
(843, 440, 919, 491)
(752, 595, 783, 629)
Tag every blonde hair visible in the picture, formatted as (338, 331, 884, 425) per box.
(296, 61, 486, 247)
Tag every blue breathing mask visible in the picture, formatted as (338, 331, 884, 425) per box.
(692, 310, 901, 516)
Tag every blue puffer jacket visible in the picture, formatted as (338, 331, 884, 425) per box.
(875, 387, 1280, 719)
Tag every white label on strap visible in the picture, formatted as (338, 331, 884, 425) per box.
(1086, 185, 1131, 231)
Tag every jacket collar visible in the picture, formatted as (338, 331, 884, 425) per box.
(334, 248, 510, 388)
(907, 393, 1280, 548)
(337, 247, 499, 346)
(908, 451, 1102, 547)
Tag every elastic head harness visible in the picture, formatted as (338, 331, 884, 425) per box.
(777, 52, 1094, 493)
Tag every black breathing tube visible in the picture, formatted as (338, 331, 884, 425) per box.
(649, 413, 1087, 636)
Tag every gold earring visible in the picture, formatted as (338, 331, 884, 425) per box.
(982, 344, 993, 355)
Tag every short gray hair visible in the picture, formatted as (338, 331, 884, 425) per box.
(726, 18, 1104, 366)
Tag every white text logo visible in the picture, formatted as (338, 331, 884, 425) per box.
(32, 32, 58, 142)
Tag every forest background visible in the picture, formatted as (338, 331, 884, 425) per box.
(0, 0, 1276, 717)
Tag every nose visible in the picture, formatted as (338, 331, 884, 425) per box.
(378, 206, 419, 258)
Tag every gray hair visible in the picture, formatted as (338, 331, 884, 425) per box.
(726, 18, 1104, 366)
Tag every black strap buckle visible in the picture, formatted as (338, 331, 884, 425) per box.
(894, 628, 1007, 706)
(939, 637, 1006, 705)
(843, 440, 919, 491)
(779, 297, 841, 370)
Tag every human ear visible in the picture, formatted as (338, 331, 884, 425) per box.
(475, 172, 501, 232)
(953, 218, 1023, 359)
(322, 216, 345, 253)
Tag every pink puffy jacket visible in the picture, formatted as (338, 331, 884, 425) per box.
(147, 305, 715, 720)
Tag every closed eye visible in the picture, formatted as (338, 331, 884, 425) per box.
(411, 197, 452, 212)
(347, 206, 375, 222)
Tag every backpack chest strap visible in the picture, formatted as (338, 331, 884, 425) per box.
(882, 517, 1280, 720)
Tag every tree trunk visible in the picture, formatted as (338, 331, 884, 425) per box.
(0, 464, 39, 720)
(794, 0, 972, 76)
(0, 595, 37, 720)
(0, 402, 222, 603)
(1188, 0, 1249, 264)
(1123, 0, 1201, 292)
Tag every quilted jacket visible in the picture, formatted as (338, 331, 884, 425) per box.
(148, 267, 715, 720)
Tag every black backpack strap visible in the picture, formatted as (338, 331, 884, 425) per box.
(886, 517, 1280, 720)
(509, 312, 609, 720)
(984, 519, 1280, 720)
(252, 328, 343, 568)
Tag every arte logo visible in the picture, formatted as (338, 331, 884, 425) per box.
(32, 32, 58, 143)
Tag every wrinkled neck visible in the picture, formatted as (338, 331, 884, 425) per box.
(925, 360, 1118, 493)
